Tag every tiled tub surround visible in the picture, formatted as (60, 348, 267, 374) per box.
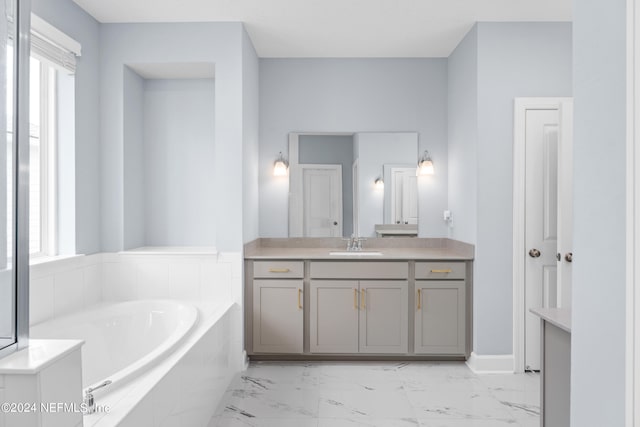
(0, 340, 84, 427)
(30, 250, 242, 325)
(86, 302, 242, 427)
(22, 250, 244, 426)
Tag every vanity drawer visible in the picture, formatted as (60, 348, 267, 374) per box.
(253, 261, 304, 278)
(415, 262, 465, 280)
(310, 261, 408, 279)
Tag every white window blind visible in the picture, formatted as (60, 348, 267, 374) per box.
(7, 13, 81, 73)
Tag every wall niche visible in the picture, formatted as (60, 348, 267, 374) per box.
(123, 63, 216, 251)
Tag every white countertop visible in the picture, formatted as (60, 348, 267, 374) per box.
(0, 339, 84, 374)
(530, 308, 572, 333)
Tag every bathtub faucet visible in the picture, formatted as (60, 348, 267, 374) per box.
(84, 380, 112, 415)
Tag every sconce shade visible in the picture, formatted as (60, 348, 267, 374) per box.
(273, 152, 289, 176)
(417, 150, 434, 175)
(374, 178, 384, 189)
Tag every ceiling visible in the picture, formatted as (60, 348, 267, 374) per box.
(72, 0, 572, 58)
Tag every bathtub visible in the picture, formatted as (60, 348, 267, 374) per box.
(30, 300, 199, 391)
(30, 299, 240, 426)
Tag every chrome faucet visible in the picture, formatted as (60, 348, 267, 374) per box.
(84, 380, 112, 415)
(343, 234, 366, 251)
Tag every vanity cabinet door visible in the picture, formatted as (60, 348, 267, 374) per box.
(253, 280, 303, 353)
(359, 281, 408, 354)
(415, 281, 466, 355)
(310, 280, 359, 353)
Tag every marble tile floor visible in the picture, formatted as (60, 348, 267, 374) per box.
(207, 361, 540, 427)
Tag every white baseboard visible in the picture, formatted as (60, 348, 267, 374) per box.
(466, 352, 514, 374)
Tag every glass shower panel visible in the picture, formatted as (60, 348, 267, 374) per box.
(0, 0, 17, 353)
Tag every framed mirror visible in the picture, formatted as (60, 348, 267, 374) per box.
(288, 131, 419, 238)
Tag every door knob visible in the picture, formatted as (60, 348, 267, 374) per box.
(333, 221, 338, 226)
(529, 249, 541, 258)
(564, 252, 573, 263)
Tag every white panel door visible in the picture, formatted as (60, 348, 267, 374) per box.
(390, 168, 418, 225)
(402, 173, 418, 225)
(525, 109, 559, 371)
(302, 165, 342, 237)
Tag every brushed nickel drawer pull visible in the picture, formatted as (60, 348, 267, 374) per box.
(361, 288, 366, 309)
(297, 288, 302, 309)
(431, 269, 452, 274)
(268, 268, 291, 273)
(417, 289, 422, 310)
(354, 289, 358, 309)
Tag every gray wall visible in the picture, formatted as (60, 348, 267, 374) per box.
(299, 135, 354, 237)
(242, 28, 260, 244)
(474, 22, 572, 355)
(447, 25, 478, 245)
(122, 67, 145, 250)
(32, 0, 101, 254)
(100, 22, 247, 252)
(571, 1, 626, 424)
(143, 79, 216, 246)
(259, 58, 448, 238)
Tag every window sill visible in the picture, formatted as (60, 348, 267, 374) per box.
(29, 254, 83, 266)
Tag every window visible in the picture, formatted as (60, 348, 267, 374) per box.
(6, 46, 58, 258)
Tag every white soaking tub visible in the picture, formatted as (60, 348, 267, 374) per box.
(30, 300, 198, 391)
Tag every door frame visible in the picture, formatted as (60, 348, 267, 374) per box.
(512, 97, 572, 373)
(627, 0, 639, 423)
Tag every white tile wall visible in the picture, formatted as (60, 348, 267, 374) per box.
(0, 376, 5, 427)
(0, 388, 4, 427)
(30, 275, 54, 325)
(117, 306, 237, 426)
(29, 251, 242, 323)
(39, 351, 83, 427)
(100, 252, 240, 304)
(2, 345, 83, 427)
(29, 254, 103, 325)
(53, 268, 84, 316)
(4, 376, 39, 426)
(168, 261, 200, 299)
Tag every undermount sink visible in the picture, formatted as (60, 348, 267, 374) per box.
(329, 251, 383, 256)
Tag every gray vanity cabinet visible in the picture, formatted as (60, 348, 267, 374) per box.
(414, 262, 466, 355)
(358, 281, 408, 353)
(309, 280, 409, 354)
(252, 261, 304, 354)
(245, 254, 471, 359)
(309, 261, 409, 354)
(309, 280, 360, 353)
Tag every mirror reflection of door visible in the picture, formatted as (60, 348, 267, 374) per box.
(390, 168, 418, 225)
(302, 164, 343, 237)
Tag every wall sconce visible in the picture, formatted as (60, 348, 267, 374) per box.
(417, 150, 434, 175)
(374, 178, 384, 189)
(273, 152, 289, 176)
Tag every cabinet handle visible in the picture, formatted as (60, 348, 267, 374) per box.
(430, 269, 452, 274)
(361, 288, 366, 309)
(354, 289, 358, 309)
(417, 289, 422, 310)
(269, 268, 290, 273)
(297, 288, 302, 309)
